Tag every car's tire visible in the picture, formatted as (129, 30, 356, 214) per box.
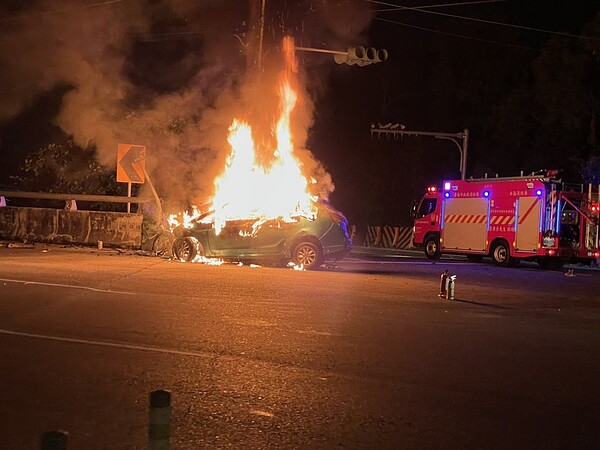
(292, 240, 324, 270)
(466, 254, 484, 263)
(491, 240, 512, 267)
(424, 235, 441, 260)
(173, 236, 200, 262)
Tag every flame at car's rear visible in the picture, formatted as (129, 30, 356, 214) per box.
(169, 36, 317, 235)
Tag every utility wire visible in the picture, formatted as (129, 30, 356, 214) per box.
(368, 0, 600, 42)
(0, 0, 126, 23)
(375, 0, 506, 13)
(375, 16, 542, 52)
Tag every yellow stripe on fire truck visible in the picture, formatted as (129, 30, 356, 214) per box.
(490, 215, 515, 225)
(445, 214, 487, 224)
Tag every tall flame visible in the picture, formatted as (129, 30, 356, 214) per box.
(208, 37, 317, 234)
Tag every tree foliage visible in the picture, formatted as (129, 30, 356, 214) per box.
(492, 13, 600, 177)
(11, 141, 121, 197)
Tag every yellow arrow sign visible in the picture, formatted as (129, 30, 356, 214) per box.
(117, 144, 146, 184)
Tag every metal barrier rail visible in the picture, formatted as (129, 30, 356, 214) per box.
(0, 190, 152, 204)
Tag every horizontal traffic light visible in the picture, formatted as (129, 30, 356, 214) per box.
(334, 46, 388, 66)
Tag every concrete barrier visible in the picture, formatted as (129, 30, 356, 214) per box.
(364, 225, 414, 249)
(0, 206, 143, 248)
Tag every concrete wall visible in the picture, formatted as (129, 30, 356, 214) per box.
(0, 207, 143, 248)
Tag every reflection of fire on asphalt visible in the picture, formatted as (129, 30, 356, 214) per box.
(174, 258, 306, 271)
(174, 255, 224, 265)
(168, 36, 319, 239)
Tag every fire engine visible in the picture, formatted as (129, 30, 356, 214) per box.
(412, 173, 600, 268)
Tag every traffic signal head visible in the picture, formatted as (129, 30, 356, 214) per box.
(334, 46, 388, 66)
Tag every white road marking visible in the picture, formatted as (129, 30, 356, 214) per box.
(0, 278, 136, 295)
(0, 329, 215, 358)
(250, 410, 275, 417)
(343, 259, 474, 266)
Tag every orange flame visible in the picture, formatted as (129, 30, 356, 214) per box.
(169, 37, 317, 236)
(209, 37, 317, 234)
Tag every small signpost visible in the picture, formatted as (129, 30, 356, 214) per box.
(117, 144, 146, 213)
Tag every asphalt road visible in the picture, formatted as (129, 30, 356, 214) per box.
(1, 245, 600, 449)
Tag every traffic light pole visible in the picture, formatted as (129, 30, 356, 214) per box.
(295, 46, 348, 56)
(370, 126, 469, 180)
(295, 46, 388, 66)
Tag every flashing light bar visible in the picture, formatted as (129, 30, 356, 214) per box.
(427, 186, 437, 193)
(444, 182, 451, 191)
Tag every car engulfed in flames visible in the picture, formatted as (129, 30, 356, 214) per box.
(168, 37, 351, 269)
(171, 200, 351, 270)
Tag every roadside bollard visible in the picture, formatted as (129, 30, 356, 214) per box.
(149, 390, 171, 450)
(439, 270, 449, 298)
(446, 275, 456, 300)
(40, 430, 68, 450)
(97, 240, 103, 250)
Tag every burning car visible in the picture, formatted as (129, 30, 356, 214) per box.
(172, 201, 351, 269)
(170, 37, 348, 269)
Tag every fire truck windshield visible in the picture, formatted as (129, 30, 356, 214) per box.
(416, 198, 437, 218)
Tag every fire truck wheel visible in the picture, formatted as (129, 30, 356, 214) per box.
(293, 240, 324, 270)
(466, 254, 484, 263)
(491, 240, 513, 267)
(173, 236, 200, 262)
(424, 236, 441, 260)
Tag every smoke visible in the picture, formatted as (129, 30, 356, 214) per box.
(0, 0, 373, 210)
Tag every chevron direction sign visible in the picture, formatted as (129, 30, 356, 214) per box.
(117, 144, 146, 184)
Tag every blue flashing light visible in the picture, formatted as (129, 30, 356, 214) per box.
(536, 189, 543, 196)
(483, 190, 490, 198)
(444, 192, 450, 198)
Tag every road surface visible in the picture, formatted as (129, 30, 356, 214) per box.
(1, 245, 599, 449)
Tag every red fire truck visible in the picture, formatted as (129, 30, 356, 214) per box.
(412, 174, 600, 268)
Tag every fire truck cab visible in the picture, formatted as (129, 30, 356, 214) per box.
(412, 175, 600, 268)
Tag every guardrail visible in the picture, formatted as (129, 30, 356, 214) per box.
(0, 190, 152, 205)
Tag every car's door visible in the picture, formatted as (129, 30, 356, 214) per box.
(248, 219, 291, 255)
(206, 219, 289, 257)
(206, 220, 254, 256)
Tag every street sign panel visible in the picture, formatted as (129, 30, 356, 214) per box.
(117, 144, 146, 184)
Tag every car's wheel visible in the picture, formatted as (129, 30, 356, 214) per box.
(424, 235, 441, 260)
(466, 254, 484, 263)
(293, 240, 324, 270)
(173, 236, 200, 262)
(491, 240, 512, 267)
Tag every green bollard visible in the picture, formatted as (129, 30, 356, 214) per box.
(40, 430, 68, 450)
(149, 390, 171, 450)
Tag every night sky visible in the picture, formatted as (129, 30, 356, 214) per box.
(1, 0, 599, 226)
